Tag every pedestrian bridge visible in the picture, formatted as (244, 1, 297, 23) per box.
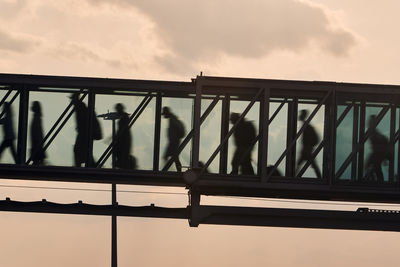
(0, 73, 400, 204)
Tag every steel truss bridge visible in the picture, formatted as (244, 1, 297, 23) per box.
(1, 73, 400, 266)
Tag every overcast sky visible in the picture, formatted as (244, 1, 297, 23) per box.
(1, 0, 400, 266)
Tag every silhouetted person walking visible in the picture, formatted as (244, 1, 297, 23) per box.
(230, 112, 255, 175)
(162, 107, 185, 172)
(30, 101, 46, 165)
(365, 115, 391, 183)
(297, 109, 322, 178)
(70, 93, 89, 167)
(0, 102, 17, 163)
(115, 103, 132, 169)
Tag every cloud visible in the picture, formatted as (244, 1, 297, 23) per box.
(0, 28, 38, 53)
(85, 0, 357, 74)
(49, 42, 136, 69)
(0, 0, 27, 19)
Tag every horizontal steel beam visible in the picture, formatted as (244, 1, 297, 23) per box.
(1, 200, 400, 232)
(191, 205, 400, 232)
(0, 73, 193, 92)
(1, 165, 400, 203)
(0, 199, 188, 219)
(0, 165, 184, 186)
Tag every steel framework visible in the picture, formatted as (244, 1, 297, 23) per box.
(1, 73, 400, 266)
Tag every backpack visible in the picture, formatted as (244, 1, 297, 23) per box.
(243, 121, 256, 145)
(93, 112, 103, 140)
(176, 118, 186, 139)
(373, 132, 392, 160)
(304, 125, 319, 146)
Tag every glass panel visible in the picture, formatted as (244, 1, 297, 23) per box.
(296, 102, 324, 178)
(0, 88, 19, 165)
(160, 97, 193, 172)
(199, 97, 221, 173)
(27, 91, 80, 167)
(335, 104, 354, 180)
(95, 93, 155, 170)
(228, 100, 259, 175)
(363, 104, 390, 182)
(267, 99, 287, 176)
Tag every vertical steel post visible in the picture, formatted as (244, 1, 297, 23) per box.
(191, 78, 202, 168)
(111, 120, 117, 267)
(351, 103, 359, 181)
(153, 93, 162, 171)
(86, 91, 95, 167)
(17, 86, 29, 164)
(328, 89, 336, 185)
(357, 101, 366, 181)
(112, 121, 116, 168)
(111, 183, 117, 267)
(389, 104, 396, 183)
(286, 98, 298, 177)
(259, 88, 269, 181)
(219, 95, 230, 174)
(398, 108, 400, 186)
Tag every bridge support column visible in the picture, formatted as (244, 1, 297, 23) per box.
(188, 189, 201, 227)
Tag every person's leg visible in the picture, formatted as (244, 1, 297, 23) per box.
(73, 143, 83, 167)
(310, 160, 322, 179)
(0, 140, 8, 160)
(9, 141, 17, 163)
(241, 152, 254, 175)
(231, 148, 240, 175)
(296, 154, 305, 176)
(375, 163, 384, 183)
(174, 157, 182, 172)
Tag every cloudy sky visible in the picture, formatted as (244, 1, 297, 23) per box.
(1, 0, 400, 266)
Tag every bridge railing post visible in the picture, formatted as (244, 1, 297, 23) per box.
(85, 90, 95, 168)
(17, 86, 29, 165)
(219, 94, 230, 174)
(191, 77, 202, 169)
(153, 93, 162, 171)
(259, 88, 269, 182)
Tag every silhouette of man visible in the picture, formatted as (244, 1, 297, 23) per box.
(297, 109, 322, 178)
(230, 112, 255, 175)
(70, 93, 89, 167)
(365, 115, 391, 183)
(115, 103, 132, 169)
(162, 106, 184, 172)
(0, 102, 17, 163)
(30, 101, 46, 165)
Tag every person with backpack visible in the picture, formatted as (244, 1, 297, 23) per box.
(230, 112, 255, 175)
(70, 93, 102, 167)
(365, 115, 392, 183)
(162, 106, 185, 172)
(297, 109, 322, 178)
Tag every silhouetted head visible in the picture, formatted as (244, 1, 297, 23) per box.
(115, 103, 125, 115)
(230, 112, 240, 124)
(299, 109, 308, 122)
(369, 115, 377, 129)
(31, 101, 42, 115)
(161, 106, 172, 118)
(69, 92, 80, 103)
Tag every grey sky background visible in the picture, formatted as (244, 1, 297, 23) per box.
(1, 0, 400, 266)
